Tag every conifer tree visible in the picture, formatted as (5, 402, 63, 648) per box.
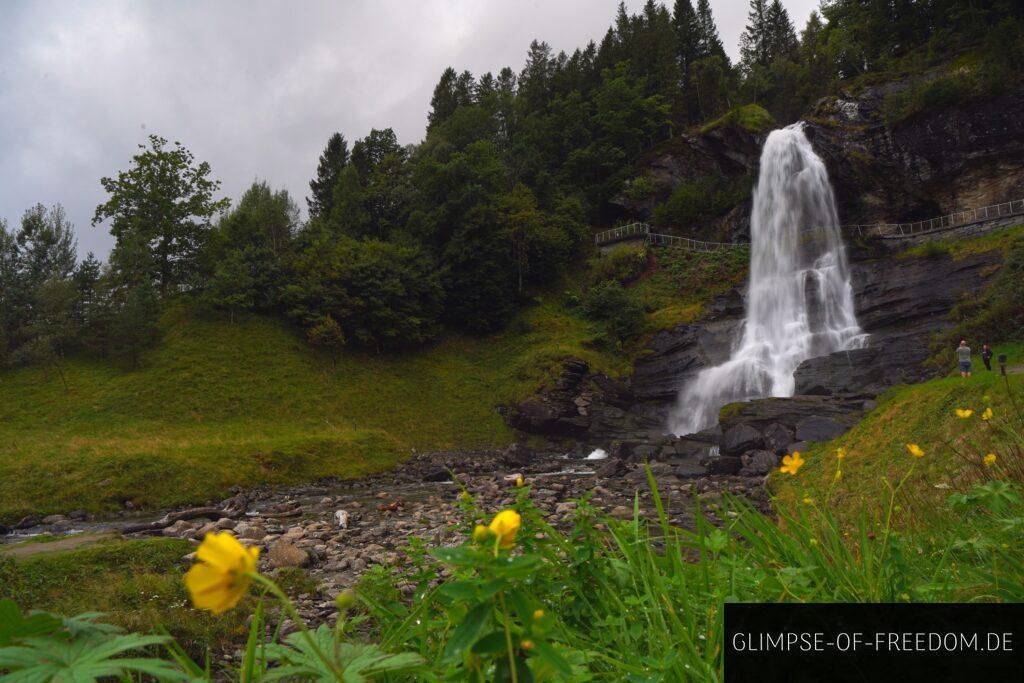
(307, 132, 349, 218)
(695, 0, 728, 64)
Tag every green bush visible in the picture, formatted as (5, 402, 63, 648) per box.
(285, 236, 445, 350)
(587, 244, 648, 285)
(621, 175, 657, 201)
(580, 280, 644, 342)
(935, 236, 1024, 353)
(653, 175, 748, 229)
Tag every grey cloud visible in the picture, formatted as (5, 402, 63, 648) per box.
(0, 0, 818, 258)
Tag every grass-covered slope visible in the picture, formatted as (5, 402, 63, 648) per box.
(0, 297, 631, 522)
(773, 346, 1024, 525)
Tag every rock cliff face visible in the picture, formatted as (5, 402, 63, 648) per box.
(802, 83, 1024, 224)
(609, 124, 764, 243)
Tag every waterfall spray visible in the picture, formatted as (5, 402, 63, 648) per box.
(670, 124, 865, 436)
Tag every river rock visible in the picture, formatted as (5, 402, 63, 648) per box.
(795, 416, 848, 442)
(163, 520, 194, 537)
(702, 455, 742, 475)
(762, 423, 794, 455)
(41, 514, 68, 525)
(268, 541, 311, 569)
(721, 424, 763, 456)
(334, 510, 350, 529)
(739, 450, 778, 476)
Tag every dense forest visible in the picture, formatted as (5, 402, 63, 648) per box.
(1, 0, 1022, 371)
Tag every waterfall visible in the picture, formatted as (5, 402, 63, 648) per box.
(669, 124, 865, 436)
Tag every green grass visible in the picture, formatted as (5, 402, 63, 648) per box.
(698, 104, 775, 135)
(0, 297, 629, 523)
(897, 224, 1024, 260)
(0, 538, 248, 658)
(630, 246, 748, 330)
(773, 346, 1024, 526)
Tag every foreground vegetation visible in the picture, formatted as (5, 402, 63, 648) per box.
(774, 347, 1024, 526)
(5, 452, 1024, 680)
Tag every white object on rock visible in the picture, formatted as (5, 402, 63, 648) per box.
(334, 510, 350, 529)
(586, 449, 608, 460)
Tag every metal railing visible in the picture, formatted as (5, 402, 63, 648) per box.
(844, 199, 1024, 239)
(645, 232, 742, 253)
(594, 198, 1024, 250)
(594, 222, 649, 244)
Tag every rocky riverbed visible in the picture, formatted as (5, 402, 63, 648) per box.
(2, 446, 769, 628)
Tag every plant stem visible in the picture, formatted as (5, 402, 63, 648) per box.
(498, 591, 519, 683)
(250, 573, 344, 679)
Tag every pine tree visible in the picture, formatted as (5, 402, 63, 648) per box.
(739, 0, 770, 72)
(673, 0, 701, 81)
(766, 0, 798, 62)
(307, 133, 349, 218)
(17, 203, 77, 285)
(695, 0, 728, 64)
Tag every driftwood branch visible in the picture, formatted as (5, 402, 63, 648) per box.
(122, 493, 249, 534)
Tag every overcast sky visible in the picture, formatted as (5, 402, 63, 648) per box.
(0, 0, 819, 258)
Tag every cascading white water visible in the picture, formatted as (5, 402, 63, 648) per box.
(669, 124, 865, 436)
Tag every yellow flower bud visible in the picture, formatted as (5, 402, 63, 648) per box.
(472, 524, 491, 543)
(983, 453, 997, 467)
(515, 476, 524, 488)
(533, 609, 545, 621)
(520, 639, 534, 651)
(335, 589, 356, 612)
(906, 443, 925, 458)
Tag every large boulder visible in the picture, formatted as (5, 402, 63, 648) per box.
(762, 423, 794, 455)
(703, 455, 742, 475)
(268, 541, 311, 569)
(795, 416, 848, 443)
(740, 450, 779, 476)
(719, 395, 868, 434)
(720, 423, 764, 456)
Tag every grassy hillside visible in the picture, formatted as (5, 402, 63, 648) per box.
(0, 296, 632, 522)
(773, 344, 1024, 526)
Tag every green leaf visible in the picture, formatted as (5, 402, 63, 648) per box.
(0, 601, 62, 647)
(470, 631, 509, 655)
(444, 601, 492, 661)
(530, 639, 573, 677)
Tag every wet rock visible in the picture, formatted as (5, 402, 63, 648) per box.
(702, 456, 742, 475)
(739, 450, 778, 476)
(501, 442, 534, 468)
(421, 469, 450, 483)
(795, 416, 848, 443)
(41, 514, 68, 525)
(719, 395, 867, 433)
(163, 520, 194, 537)
(762, 423, 794, 455)
(721, 424, 763, 456)
(268, 541, 311, 569)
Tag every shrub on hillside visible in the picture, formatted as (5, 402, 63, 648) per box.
(588, 244, 649, 285)
(286, 236, 444, 351)
(934, 236, 1024, 356)
(653, 175, 748, 229)
(580, 280, 644, 342)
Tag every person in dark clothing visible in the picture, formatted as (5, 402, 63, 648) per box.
(982, 344, 994, 371)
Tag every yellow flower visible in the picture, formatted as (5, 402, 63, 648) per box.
(955, 408, 973, 419)
(833, 469, 843, 483)
(488, 510, 521, 549)
(836, 447, 847, 460)
(983, 453, 997, 467)
(802, 497, 814, 505)
(982, 407, 993, 421)
(906, 443, 925, 458)
(533, 609, 545, 620)
(515, 476, 524, 488)
(779, 452, 804, 475)
(185, 532, 259, 614)
(472, 524, 491, 543)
